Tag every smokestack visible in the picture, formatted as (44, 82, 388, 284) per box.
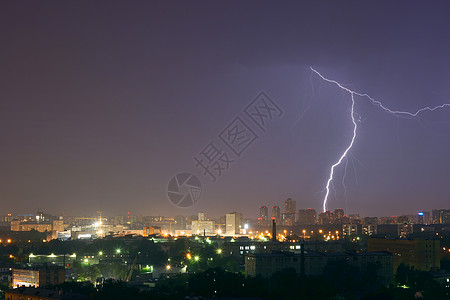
(272, 219, 276, 242)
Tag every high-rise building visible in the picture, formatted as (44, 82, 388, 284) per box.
(259, 206, 268, 225)
(226, 212, 241, 235)
(417, 212, 424, 224)
(284, 198, 296, 223)
(297, 208, 316, 225)
(281, 212, 295, 226)
(432, 209, 450, 224)
(272, 206, 281, 223)
(334, 208, 344, 220)
(319, 211, 333, 225)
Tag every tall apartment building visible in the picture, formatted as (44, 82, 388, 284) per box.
(432, 209, 450, 224)
(226, 213, 241, 235)
(297, 208, 317, 225)
(271, 206, 281, 223)
(258, 206, 269, 226)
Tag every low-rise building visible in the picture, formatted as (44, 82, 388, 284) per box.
(245, 251, 393, 285)
(12, 267, 65, 288)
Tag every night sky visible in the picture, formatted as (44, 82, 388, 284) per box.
(1, 1, 450, 218)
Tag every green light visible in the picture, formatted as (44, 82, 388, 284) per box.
(116, 249, 121, 254)
(99, 251, 103, 255)
(194, 256, 199, 261)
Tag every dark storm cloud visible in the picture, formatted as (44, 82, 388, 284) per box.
(1, 1, 450, 217)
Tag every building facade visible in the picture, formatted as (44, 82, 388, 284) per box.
(245, 251, 393, 285)
(367, 238, 440, 272)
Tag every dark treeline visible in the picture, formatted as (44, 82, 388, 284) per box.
(47, 262, 449, 300)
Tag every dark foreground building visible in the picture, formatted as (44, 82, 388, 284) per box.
(367, 237, 440, 272)
(245, 251, 393, 285)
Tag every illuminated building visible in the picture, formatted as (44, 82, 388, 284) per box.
(191, 219, 215, 236)
(432, 209, 450, 224)
(143, 226, 161, 237)
(12, 267, 65, 288)
(10, 219, 64, 239)
(362, 224, 377, 236)
(284, 198, 296, 222)
(281, 212, 295, 226)
(28, 253, 76, 268)
(398, 222, 413, 238)
(297, 208, 316, 225)
(342, 224, 359, 236)
(226, 213, 241, 235)
(367, 238, 440, 272)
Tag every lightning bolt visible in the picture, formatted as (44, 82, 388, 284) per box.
(311, 67, 450, 212)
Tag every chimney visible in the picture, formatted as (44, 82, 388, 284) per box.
(272, 219, 276, 242)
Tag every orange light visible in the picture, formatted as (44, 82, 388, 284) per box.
(7, 239, 11, 243)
